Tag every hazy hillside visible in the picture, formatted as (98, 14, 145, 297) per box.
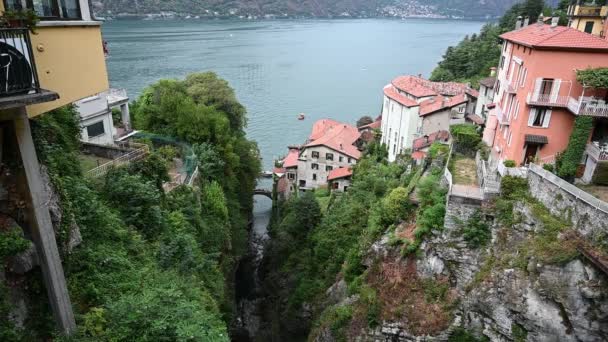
(94, 0, 528, 19)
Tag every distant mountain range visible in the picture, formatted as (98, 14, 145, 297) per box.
(93, 0, 535, 20)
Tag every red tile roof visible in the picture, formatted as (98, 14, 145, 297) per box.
(305, 120, 362, 159)
(328, 167, 353, 181)
(411, 151, 427, 160)
(412, 130, 450, 151)
(501, 24, 608, 51)
(383, 85, 419, 107)
(392, 75, 473, 98)
(283, 148, 300, 168)
(466, 114, 485, 125)
(359, 119, 381, 130)
(419, 94, 468, 117)
(273, 167, 286, 175)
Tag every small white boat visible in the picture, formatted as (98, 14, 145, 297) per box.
(298, 113, 306, 120)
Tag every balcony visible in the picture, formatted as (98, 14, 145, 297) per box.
(568, 97, 608, 118)
(572, 6, 604, 17)
(494, 106, 509, 125)
(586, 143, 608, 162)
(526, 92, 570, 108)
(0, 28, 58, 110)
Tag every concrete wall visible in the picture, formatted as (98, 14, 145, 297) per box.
(330, 178, 351, 192)
(80, 142, 131, 160)
(421, 110, 450, 136)
(527, 164, 608, 241)
(296, 145, 355, 189)
(475, 85, 494, 119)
(444, 195, 483, 232)
(380, 95, 420, 162)
(79, 111, 115, 145)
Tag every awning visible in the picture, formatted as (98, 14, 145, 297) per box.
(466, 114, 485, 125)
(525, 134, 548, 145)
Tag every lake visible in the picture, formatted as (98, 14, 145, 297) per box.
(102, 19, 485, 170)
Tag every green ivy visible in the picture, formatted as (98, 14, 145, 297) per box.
(576, 68, 608, 89)
(557, 116, 593, 181)
(0, 225, 31, 260)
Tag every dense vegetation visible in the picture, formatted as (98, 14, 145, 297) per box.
(430, 0, 564, 86)
(260, 141, 453, 340)
(96, 0, 521, 18)
(1, 72, 259, 340)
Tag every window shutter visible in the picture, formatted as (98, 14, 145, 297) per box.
(528, 108, 536, 126)
(542, 110, 552, 128)
(550, 80, 561, 103)
(533, 78, 542, 101)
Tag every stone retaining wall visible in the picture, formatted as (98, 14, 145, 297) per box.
(444, 195, 483, 232)
(527, 164, 608, 241)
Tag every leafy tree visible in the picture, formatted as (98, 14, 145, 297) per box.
(356, 115, 374, 128)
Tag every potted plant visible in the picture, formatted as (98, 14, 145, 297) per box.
(1, 9, 40, 33)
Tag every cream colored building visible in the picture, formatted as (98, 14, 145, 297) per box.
(568, 1, 608, 37)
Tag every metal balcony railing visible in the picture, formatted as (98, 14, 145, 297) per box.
(568, 96, 608, 117)
(494, 106, 509, 125)
(586, 143, 608, 162)
(526, 93, 570, 107)
(0, 28, 40, 97)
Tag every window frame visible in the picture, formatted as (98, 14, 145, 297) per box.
(4, 0, 83, 21)
(311, 163, 319, 170)
(86, 120, 105, 138)
(325, 153, 334, 161)
(325, 165, 333, 172)
(311, 151, 320, 159)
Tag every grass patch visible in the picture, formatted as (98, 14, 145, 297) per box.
(451, 154, 477, 185)
(78, 154, 112, 172)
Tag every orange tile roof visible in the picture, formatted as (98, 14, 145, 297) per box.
(412, 130, 450, 151)
(283, 148, 300, 168)
(328, 167, 353, 181)
(392, 75, 473, 98)
(411, 151, 427, 160)
(359, 119, 381, 130)
(419, 94, 468, 116)
(309, 119, 343, 141)
(305, 119, 362, 159)
(501, 24, 608, 51)
(383, 85, 419, 107)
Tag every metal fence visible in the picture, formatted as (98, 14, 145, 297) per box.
(86, 144, 150, 178)
(0, 28, 40, 96)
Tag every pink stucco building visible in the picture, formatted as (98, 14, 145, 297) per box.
(483, 20, 608, 181)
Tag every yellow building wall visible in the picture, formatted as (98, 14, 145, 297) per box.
(569, 5, 608, 37)
(26, 25, 109, 117)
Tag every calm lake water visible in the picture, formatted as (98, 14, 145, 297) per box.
(102, 19, 484, 170)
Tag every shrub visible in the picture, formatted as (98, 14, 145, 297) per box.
(450, 124, 481, 153)
(383, 187, 413, 223)
(500, 176, 528, 200)
(461, 211, 491, 248)
(542, 163, 554, 173)
(0, 224, 31, 259)
(429, 142, 450, 158)
(503, 160, 516, 168)
(448, 327, 489, 342)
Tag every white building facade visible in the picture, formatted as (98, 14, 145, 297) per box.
(75, 89, 131, 146)
(380, 75, 477, 162)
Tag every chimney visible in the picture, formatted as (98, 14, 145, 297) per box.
(551, 16, 559, 27)
(537, 14, 544, 25)
(523, 16, 530, 27)
(490, 67, 497, 77)
(515, 16, 523, 30)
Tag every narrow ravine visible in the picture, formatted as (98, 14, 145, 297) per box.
(232, 179, 273, 341)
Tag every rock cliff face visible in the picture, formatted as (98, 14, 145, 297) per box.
(313, 199, 608, 341)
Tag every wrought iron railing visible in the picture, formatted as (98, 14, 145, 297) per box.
(0, 28, 40, 97)
(526, 93, 569, 107)
(568, 96, 608, 117)
(86, 143, 150, 178)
